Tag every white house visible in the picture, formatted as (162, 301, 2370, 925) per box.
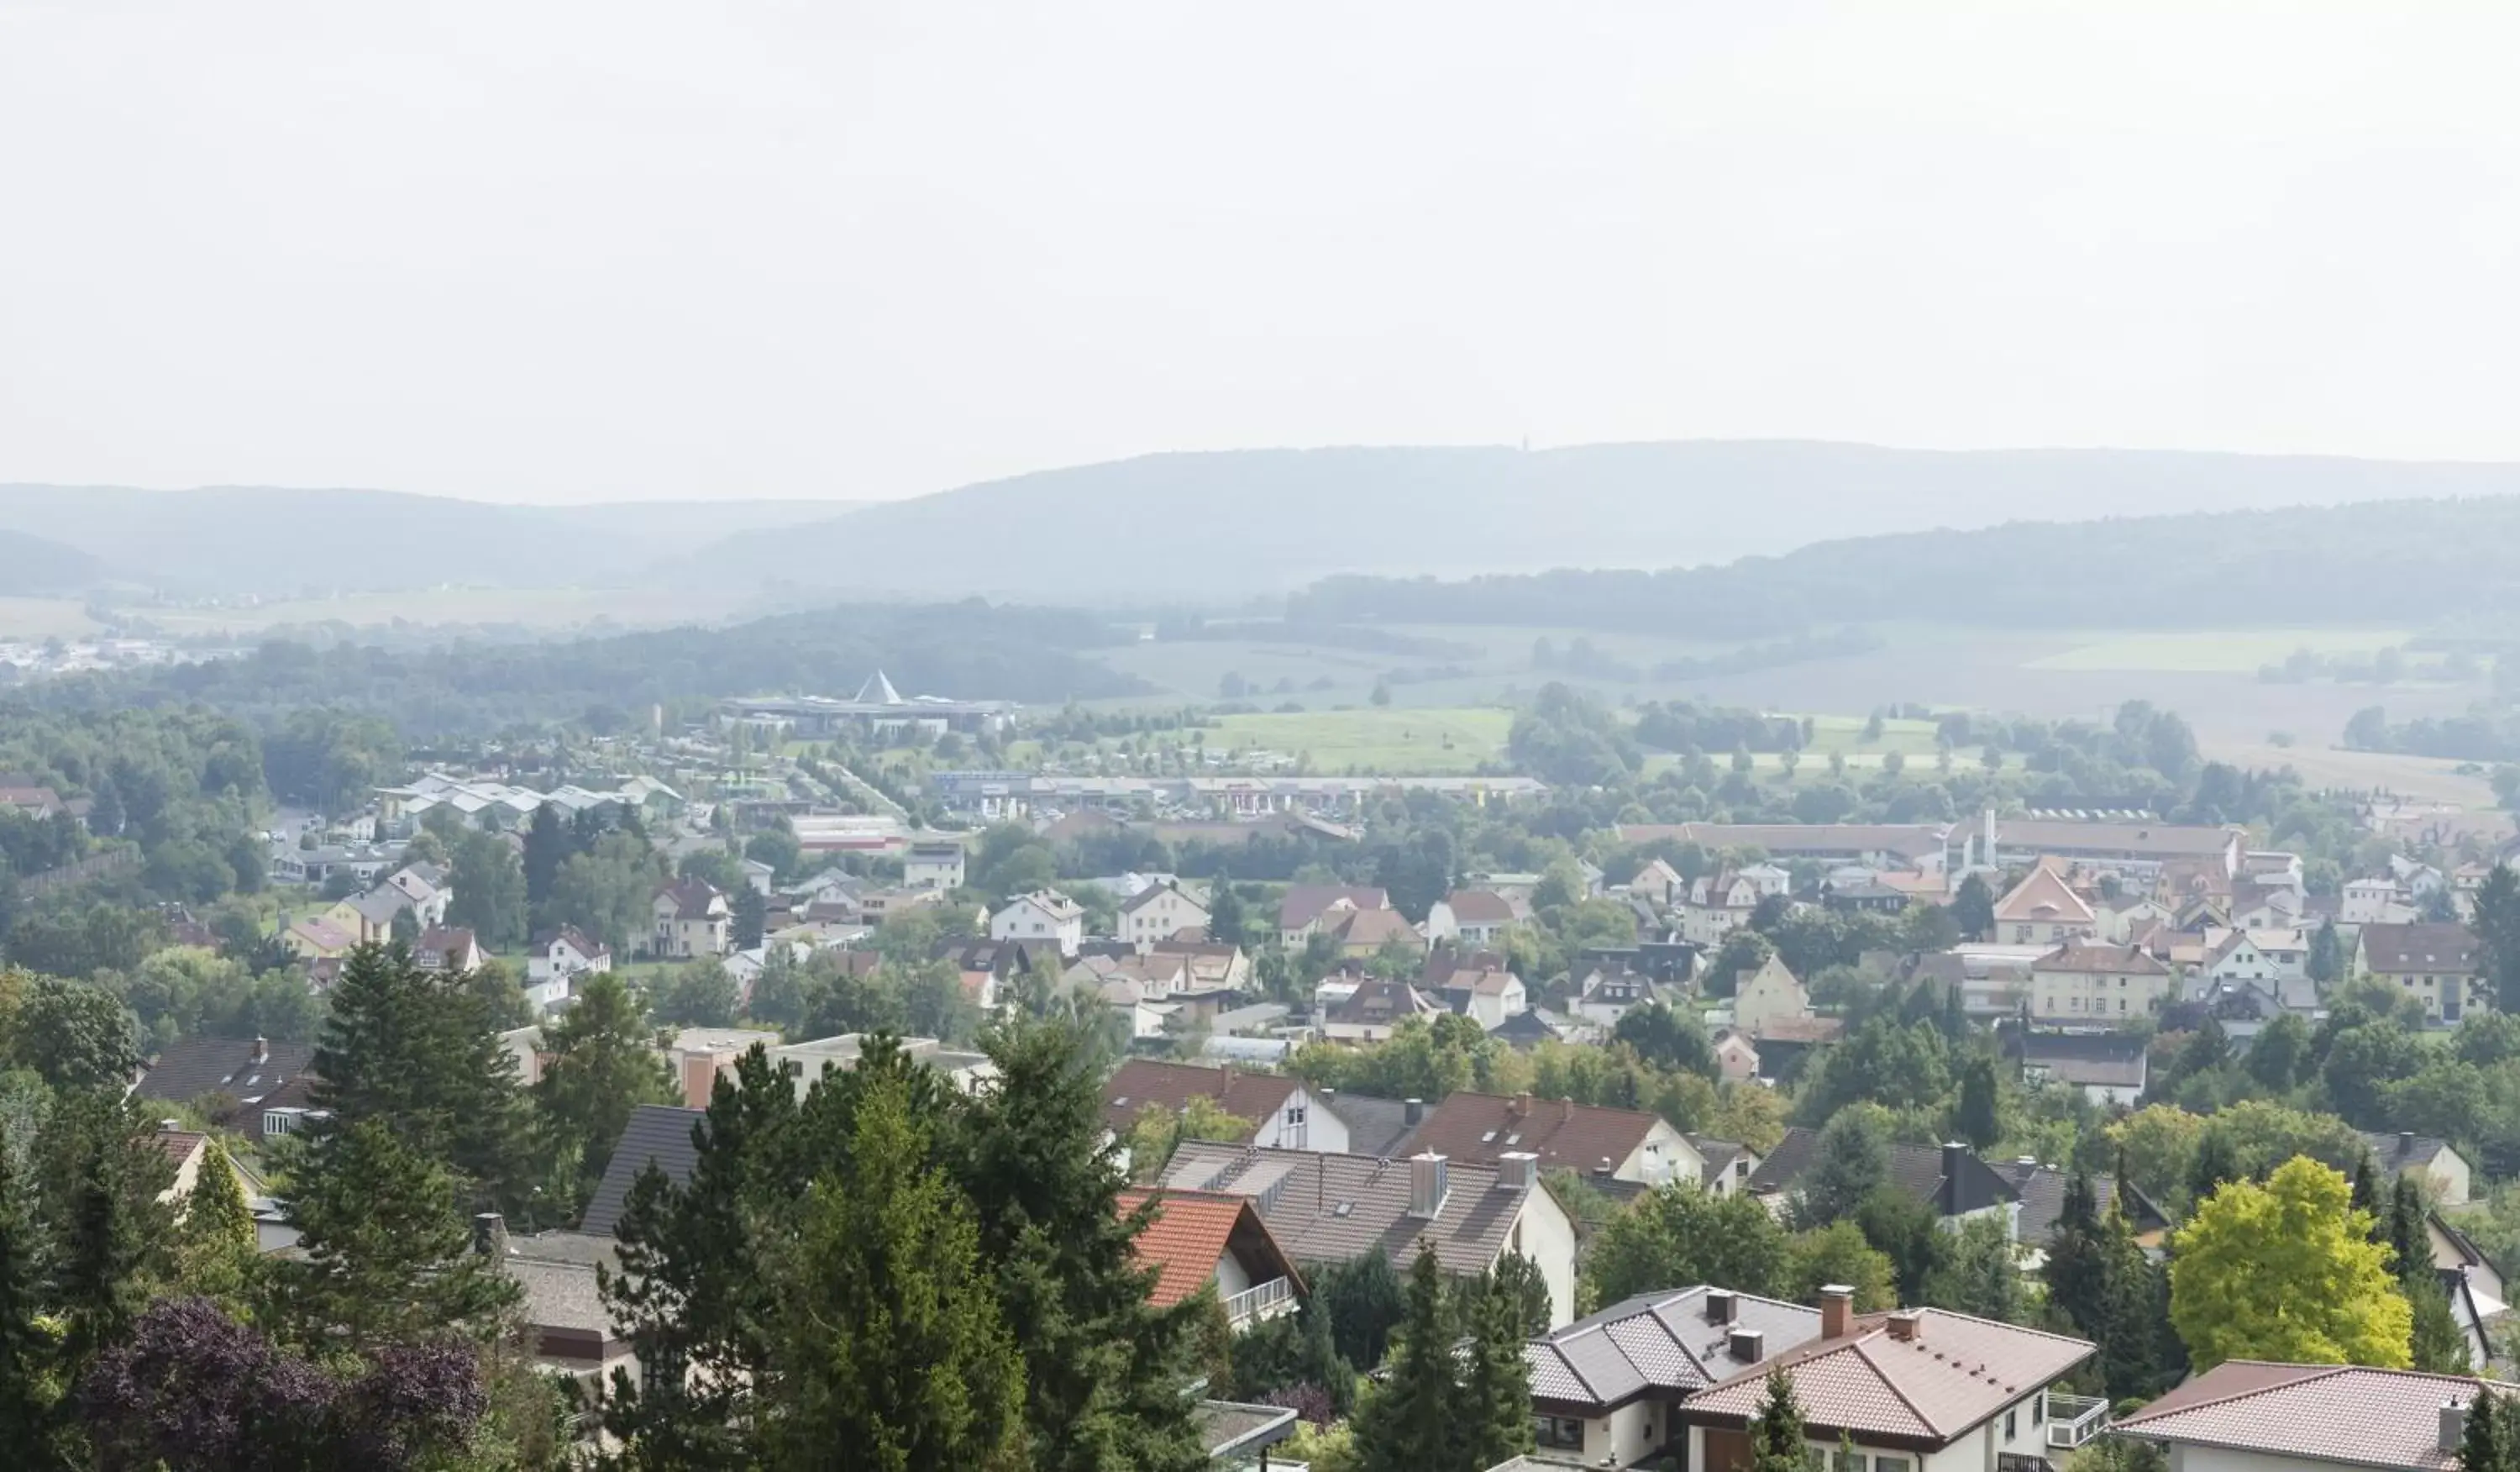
(2343, 876, 2415, 926)
(1100, 1059, 1348, 1154)
(1731, 955, 1813, 1038)
(1426, 889, 1525, 949)
(381, 863, 452, 928)
(2113, 1360, 2487, 1472)
(990, 889, 1084, 958)
(524, 926, 612, 1009)
(2029, 941, 2174, 1023)
(2204, 928, 2308, 987)
(651, 880, 732, 959)
(1992, 864, 2100, 948)
(1118, 880, 1210, 954)
(904, 841, 967, 891)
(1680, 870, 1763, 947)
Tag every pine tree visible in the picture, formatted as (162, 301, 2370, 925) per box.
(2386, 1175, 2472, 1371)
(1955, 1052, 2002, 1151)
(1746, 1366, 1811, 1472)
(2042, 1167, 2108, 1335)
(175, 1140, 259, 1311)
(269, 1117, 518, 1354)
(2099, 1199, 2170, 1401)
(2461, 1388, 2506, 1472)
(1953, 874, 1996, 942)
(523, 803, 570, 912)
(38, 1089, 174, 1373)
(2350, 1154, 2381, 1218)
(534, 970, 675, 1219)
(732, 883, 767, 949)
(1353, 1249, 1462, 1472)
(763, 1072, 1024, 1471)
(1206, 881, 1247, 947)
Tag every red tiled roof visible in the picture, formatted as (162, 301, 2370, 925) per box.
(2113, 1360, 2484, 1471)
(1442, 890, 1520, 924)
(2031, 942, 2168, 975)
(1101, 1059, 1297, 1137)
(1117, 1188, 1263, 1309)
(1411, 1091, 1660, 1175)
(144, 1129, 207, 1170)
(1278, 885, 1388, 929)
(1687, 1310, 2094, 1445)
(1992, 866, 2096, 926)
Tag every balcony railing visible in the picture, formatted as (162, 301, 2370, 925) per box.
(1226, 1276, 1297, 1327)
(2048, 1394, 2110, 1449)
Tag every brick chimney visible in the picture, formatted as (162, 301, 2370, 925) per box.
(1887, 1310, 1924, 1343)
(1819, 1284, 1853, 1340)
(1408, 1153, 1450, 1220)
(683, 1051, 720, 1108)
(1509, 1091, 1531, 1119)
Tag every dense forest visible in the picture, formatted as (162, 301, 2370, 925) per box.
(29, 602, 1147, 739)
(1288, 497, 2520, 634)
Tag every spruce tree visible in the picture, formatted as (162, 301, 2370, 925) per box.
(2187, 1128, 2242, 1207)
(175, 1141, 260, 1312)
(958, 1017, 1207, 1472)
(2041, 1167, 2108, 1335)
(270, 1117, 518, 1354)
(2461, 1388, 2506, 1472)
(2099, 1200, 2169, 1401)
(533, 970, 675, 1219)
(1954, 1052, 2002, 1152)
(1456, 1270, 1536, 1469)
(37, 1089, 174, 1373)
(763, 1071, 1023, 1471)
(2386, 1175, 2472, 1371)
(0, 1127, 60, 1466)
(1746, 1366, 1811, 1472)
(1353, 1249, 1462, 1472)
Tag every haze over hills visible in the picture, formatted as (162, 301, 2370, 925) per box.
(675, 441, 2520, 602)
(0, 486, 862, 597)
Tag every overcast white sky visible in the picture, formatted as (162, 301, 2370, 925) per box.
(4, 2, 2518, 505)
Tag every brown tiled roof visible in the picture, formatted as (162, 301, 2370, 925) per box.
(2029, 941, 2166, 975)
(1328, 907, 1420, 949)
(2360, 922, 2481, 975)
(655, 879, 727, 921)
(1992, 866, 2096, 926)
(1100, 1059, 1298, 1137)
(1441, 889, 1520, 924)
(144, 1129, 207, 1171)
(1117, 1187, 1300, 1309)
(1685, 1310, 2094, 1445)
(1752, 1017, 1846, 1044)
(2112, 1360, 2485, 1471)
(1324, 977, 1438, 1027)
(1278, 884, 1388, 929)
(1412, 1092, 1662, 1175)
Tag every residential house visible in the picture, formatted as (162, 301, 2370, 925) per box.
(1525, 1287, 1824, 1468)
(524, 927, 612, 1009)
(1413, 1091, 1704, 1191)
(1490, 1007, 1576, 1051)
(1824, 881, 1911, 916)
(580, 1104, 706, 1237)
(1732, 954, 1814, 1038)
(1100, 1059, 1347, 1154)
(1988, 1159, 2172, 1255)
(1680, 870, 1763, 947)
(1571, 965, 1678, 1029)
(145, 1125, 214, 1207)
(1951, 809, 2244, 879)
(767, 1033, 996, 1101)
(1427, 889, 1526, 949)
(1117, 1187, 1305, 1329)
(1993, 863, 2101, 948)
(1627, 858, 1685, 908)
(990, 889, 1084, 958)
(1150, 936, 1251, 992)
(494, 1227, 640, 1404)
(381, 862, 452, 928)
(133, 1034, 319, 1142)
(902, 840, 967, 891)
(323, 884, 416, 945)
(1324, 905, 1425, 959)
(2363, 1130, 2476, 1207)
(2110, 1359, 2490, 1472)
(2006, 1029, 2150, 1107)
(282, 917, 356, 962)
(2028, 941, 2173, 1023)
(1317, 1091, 1430, 1159)
(651, 879, 732, 959)
(2431, 1215, 2507, 1369)
(2344, 876, 2417, 926)
(1120, 880, 1210, 954)
(1712, 1028, 1761, 1086)
(411, 926, 484, 974)
(1751, 1135, 2021, 1237)
(2203, 927, 2309, 987)
(1163, 1141, 1580, 1326)
(2360, 922, 2486, 1025)
(1277, 885, 1391, 948)
(1320, 976, 1440, 1043)
(1679, 1296, 2102, 1472)
(1422, 950, 1529, 1031)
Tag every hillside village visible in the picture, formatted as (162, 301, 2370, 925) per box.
(9, 670, 2520, 1470)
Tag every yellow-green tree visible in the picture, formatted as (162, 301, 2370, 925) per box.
(1123, 1096, 1252, 1184)
(2169, 1155, 2410, 1370)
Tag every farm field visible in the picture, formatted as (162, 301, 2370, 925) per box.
(2027, 628, 2414, 673)
(0, 597, 106, 640)
(1134, 707, 1516, 775)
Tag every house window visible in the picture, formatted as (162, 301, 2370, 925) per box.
(1874, 1459, 1911, 1472)
(1535, 1417, 1584, 1450)
(1835, 1453, 1866, 1472)
(2005, 1408, 2018, 1438)
(2033, 1393, 2045, 1425)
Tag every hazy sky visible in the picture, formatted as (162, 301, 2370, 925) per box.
(5, 2, 2519, 506)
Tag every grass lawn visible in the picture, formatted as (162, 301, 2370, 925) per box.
(1111, 706, 1515, 774)
(0, 597, 105, 640)
(2026, 628, 2412, 674)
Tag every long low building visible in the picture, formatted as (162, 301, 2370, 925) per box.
(927, 770, 1546, 818)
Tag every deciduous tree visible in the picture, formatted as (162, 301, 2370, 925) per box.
(2171, 1156, 2410, 1370)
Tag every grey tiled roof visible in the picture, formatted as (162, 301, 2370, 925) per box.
(135, 1037, 316, 1112)
(1987, 1163, 2170, 1246)
(1751, 1130, 2018, 1217)
(1526, 1286, 1823, 1411)
(1163, 1140, 1537, 1279)
(1317, 1092, 1424, 1159)
(580, 1104, 705, 1238)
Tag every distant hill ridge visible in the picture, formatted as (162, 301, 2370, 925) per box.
(674, 440, 2520, 602)
(0, 485, 862, 596)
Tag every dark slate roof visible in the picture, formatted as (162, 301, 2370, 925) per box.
(1987, 1162, 2171, 1246)
(2360, 922, 2480, 975)
(2003, 1028, 2151, 1090)
(1750, 1128, 2018, 1217)
(1317, 1092, 1425, 1159)
(1525, 1286, 1823, 1411)
(580, 1104, 705, 1238)
(135, 1037, 316, 1111)
(2364, 1130, 2460, 1171)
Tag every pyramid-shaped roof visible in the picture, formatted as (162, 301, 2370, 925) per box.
(854, 670, 904, 705)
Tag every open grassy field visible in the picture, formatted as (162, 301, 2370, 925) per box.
(1144, 707, 1516, 774)
(2026, 628, 2412, 673)
(0, 597, 105, 640)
